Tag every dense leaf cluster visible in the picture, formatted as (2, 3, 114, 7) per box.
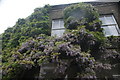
(2, 4, 51, 80)
(2, 5, 51, 49)
(63, 3, 100, 30)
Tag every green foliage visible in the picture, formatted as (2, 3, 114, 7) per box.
(2, 3, 120, 80)
(64, 3, 99, 30)
(2, 5, 51, 80)
(87, 30, 106, 43)
(107, 36, 120, 49)
(2, 4, 51, 49)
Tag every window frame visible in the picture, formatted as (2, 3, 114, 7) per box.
(51, 19, 65, 37)
(99, 14, 120, 37)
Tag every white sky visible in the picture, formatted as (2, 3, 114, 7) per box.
(0, 0, 119, 34)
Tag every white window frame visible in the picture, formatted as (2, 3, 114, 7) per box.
(51, 19, 65, 37)
(99, 15, 120, 37)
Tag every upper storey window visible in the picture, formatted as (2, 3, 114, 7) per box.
(51, 19, 65, 37)
(99, 15, 120, 37)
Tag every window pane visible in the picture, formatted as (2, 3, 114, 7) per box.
(99, 15, 116, 25)
(52, 19, 64, 29)
(59, 20, 64, 28)
(108, 25, 119, 36)
(102, 25, 119, 36)
(51, 29, 65, 37)
(105, 15, 115, 24)
(102, 26, 111, 36)
(99, 17, 106, 25)
(52, 20, 59, 29)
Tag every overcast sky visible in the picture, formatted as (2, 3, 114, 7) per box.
(0, 0, 119, 34)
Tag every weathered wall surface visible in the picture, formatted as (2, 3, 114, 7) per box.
(94, 2, 120, 27)
(118, 2, 120, 27)
(49, 2, 120, 27)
